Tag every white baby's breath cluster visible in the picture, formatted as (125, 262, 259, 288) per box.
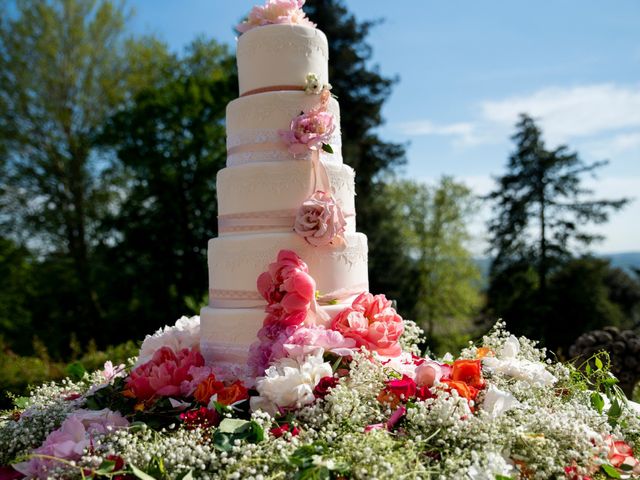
(398, 318, 424, 355)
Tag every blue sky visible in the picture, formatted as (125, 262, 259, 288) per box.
(129, 0, 640, 254)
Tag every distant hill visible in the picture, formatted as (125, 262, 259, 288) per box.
(474, 251, 640, 287)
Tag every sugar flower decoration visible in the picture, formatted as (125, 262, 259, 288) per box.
(236, 0, 316, 34)
(294, 190, 347, 246)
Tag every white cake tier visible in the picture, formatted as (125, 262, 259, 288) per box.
(237, 24, 328, 96)
(217, 161, 356, 234)
(226, 91, 341, 167)
(207, 232, 368, 302)
(200, 302, 354, 365)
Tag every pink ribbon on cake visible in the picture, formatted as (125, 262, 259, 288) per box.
(209, 283, 368, 310)
(218, 208, 354, 234)
(240, 85, 305, 97)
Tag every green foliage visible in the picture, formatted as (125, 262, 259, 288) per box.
(381, 177, 483, 352)
(485, 115, 632, 352)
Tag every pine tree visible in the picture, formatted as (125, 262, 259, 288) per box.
(486, 114, 629, 346)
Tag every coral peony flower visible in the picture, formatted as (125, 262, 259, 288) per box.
(294, 191, 347, 246)
(13, 409, 129, 479)
(279, 107, 335, 156)
(236, 0, 316, 34)
(331, 292, 404, 357)
(451, 359, 485, 390)
(125, 346, 212, 402)
(257, 250, 316, 318)
(283, 325, 356, 360)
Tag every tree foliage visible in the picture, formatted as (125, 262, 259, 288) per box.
(485, 114, 632, 350)
(382, 178, 482, 351)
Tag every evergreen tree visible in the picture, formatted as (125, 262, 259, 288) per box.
(486, 114, 629, 347)
(304, 0, 412, 310)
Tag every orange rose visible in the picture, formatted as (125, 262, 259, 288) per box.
(475, 347, 494, 359)
(194, 374, 224, 405)
(441, 379, 479, 403)
(216, 380, 249, 406)
(451, 359, 485, 389)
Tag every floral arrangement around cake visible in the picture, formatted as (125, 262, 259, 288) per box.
(1, 249, 639, 479)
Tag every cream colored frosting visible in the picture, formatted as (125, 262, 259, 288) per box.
(236, 24, 329, 96)
(226, 91, 341, 167)
(216, 161, 356, 231)
(208, 232, 368, 296)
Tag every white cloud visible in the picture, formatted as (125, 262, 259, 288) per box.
(398, 83, 640, 153)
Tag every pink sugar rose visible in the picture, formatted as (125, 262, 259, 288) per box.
(294, 190, 347, 246)
(236, 0, 316, 34)
(125, 346, 212, 402)
(331, 292, 404, 357)
(14, 409, 128, 479)
(279, 108, 335, 156)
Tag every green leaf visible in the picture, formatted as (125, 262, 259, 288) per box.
(13, 396, 29, 409)
(66, 362, 86, 381)
(321, 143, 334, 154)
(585, 363, 592, 375)
(590, 391, 605, 414)
(129, 463, 157, 480)
(94, 459, 116, 475)
(176, 470, 194, 480)
(495, 476, 514, 480)
(218, 418, 251, 433)
(595, 357, 604, 370)
(601, 464, 622, 478)
(608, 398, 623, 427)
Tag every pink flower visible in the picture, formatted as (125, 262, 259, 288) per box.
(331, 292, 404, 357)
(257, 250, 316, 318)
(236, 0, 316, 34)
(605, 435, 640, 475)
(125, 346, 212, 402)
(415, 360, 446, 387)
(279, 108, 335, 156)
(294, 191, 347, 246)
(13, 409, 128, 479)
(283, 325, 356, 359)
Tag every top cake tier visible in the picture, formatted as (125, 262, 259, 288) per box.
(237, 24, 329, 96)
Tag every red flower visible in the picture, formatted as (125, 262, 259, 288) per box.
(270, 423, 300, 438)
(377, 375, 418, 407)
(313, 376, 339, 399)
(179, 407, 220, 430)
(441, 379, 479, 403)
(451, 359, 485, 390)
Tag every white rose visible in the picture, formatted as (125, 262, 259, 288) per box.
(482, 384, 520, 418)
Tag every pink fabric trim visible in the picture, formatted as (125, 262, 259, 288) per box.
(218, 208, 354, 234)
(240, 85, 305, 97)
(227, 142, 288, 157)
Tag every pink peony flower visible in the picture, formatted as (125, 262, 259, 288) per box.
(294, 191, 347, 246)
(13, 409, 129, 479)
(236, 0, 316, 34)
(283, 325, 356, 360)
(331, 292, 404, 357)
(125, 346, 212, 402)
(257, 250, 316, 318)
(279, 108, 335, 156)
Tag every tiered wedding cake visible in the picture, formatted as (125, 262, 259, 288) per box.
(200, 13, 369, 374)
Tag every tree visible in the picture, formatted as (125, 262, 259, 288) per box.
(485, 114, 630, 347)
(97, 38, 236, 342)
(383, 178, 482, 351)
(0, 0, 154, 338)
(304, 1, 412, 311)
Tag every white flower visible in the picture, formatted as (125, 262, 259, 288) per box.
(483, 335, 557, 387)
(467, 451, 515, 480)
(135, 315, 200, 367)
(251, 349, 332, 415)
(481, 384, 520, 418)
